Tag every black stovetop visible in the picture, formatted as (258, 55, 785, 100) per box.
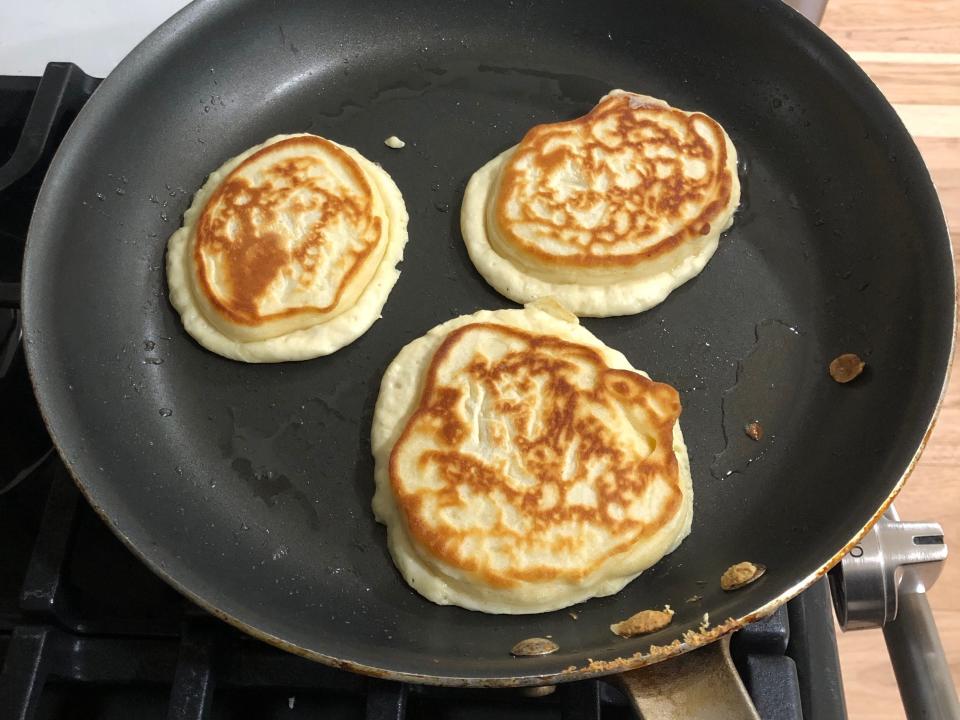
(0, 63, 848, 720)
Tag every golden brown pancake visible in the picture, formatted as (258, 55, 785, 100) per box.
(461, 91, 740, 316)
(371, 302, 693, 613)
(194, 135, 384, 334)
(167, 133, 408, 362)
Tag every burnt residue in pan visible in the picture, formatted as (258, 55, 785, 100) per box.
(829, 353, 865, 383)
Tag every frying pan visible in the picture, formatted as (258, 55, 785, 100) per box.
(20, 0, 954, 707)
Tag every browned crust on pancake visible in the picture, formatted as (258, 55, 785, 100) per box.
(388, 322, 683, 589)
(493, 94, 734, 269)
(193, 136, 382, 326)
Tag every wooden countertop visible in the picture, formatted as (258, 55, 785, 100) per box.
(820, 2, 960, 717)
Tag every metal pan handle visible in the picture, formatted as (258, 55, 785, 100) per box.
(884, 571, 960, 719)
(831, 507, 960, 719)
(780, 0, 828, 25)
(614, 635, 760, 720)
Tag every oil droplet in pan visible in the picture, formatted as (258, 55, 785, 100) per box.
(711, 320, 803, 479)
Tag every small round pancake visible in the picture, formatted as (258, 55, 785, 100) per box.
(461, 91, 740, 317)
(167, 133, 408, 362)
(372, 300, 693, 614)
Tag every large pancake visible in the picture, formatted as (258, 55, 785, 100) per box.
(167, 133, 408, 362)
(371, 301, 693, 614)
(461, 91, 740, 317)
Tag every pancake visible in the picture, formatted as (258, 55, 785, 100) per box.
(461, 91, 740, 316)
(371, 300, 693, 614)
(167, 133, 408, 362)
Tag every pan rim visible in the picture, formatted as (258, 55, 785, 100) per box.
(20, 0, 958, 686)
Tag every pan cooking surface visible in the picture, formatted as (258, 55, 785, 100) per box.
(22, 0, 953, 683)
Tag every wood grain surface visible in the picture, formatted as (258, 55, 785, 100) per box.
(820, 2, 960, 717)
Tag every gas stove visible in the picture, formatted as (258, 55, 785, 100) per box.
(0, 63, 850, 720)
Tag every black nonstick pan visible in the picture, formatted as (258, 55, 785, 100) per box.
(20, 0, 954, 701)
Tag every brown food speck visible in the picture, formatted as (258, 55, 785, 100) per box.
(686, 594, 702, 603)
(568, 611, 579, 620)
(580, 618, 740, 674)
(744, 421, 763, 441)
(720, 561, 766, 591)
(647, 639, 684, 659)
(829, 353, 865, 383)
(610, 606, 674, 638)
(511, 637, 559, 657)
